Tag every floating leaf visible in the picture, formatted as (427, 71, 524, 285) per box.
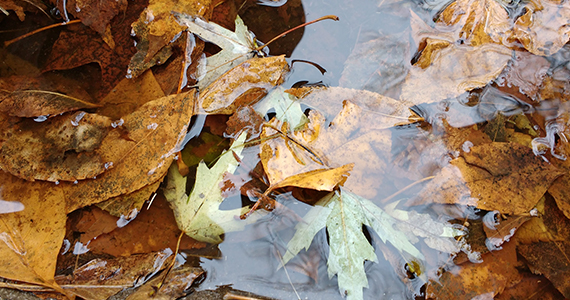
(254, 86, 308, 130)
(197, 55, 289, 114)
(413, 142, 563, 214)
(284, 189, 465, 300)
(174, 13, 258, 90)
(165, 132, 263, 244)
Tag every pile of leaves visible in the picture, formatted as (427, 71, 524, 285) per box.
(0, 0, 570, 299)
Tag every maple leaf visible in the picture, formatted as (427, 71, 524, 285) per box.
(283, 188, 467, 300)
(164, 132, 263, 244)
(174, 13, 259, 90)
(254, 86, 308, 130)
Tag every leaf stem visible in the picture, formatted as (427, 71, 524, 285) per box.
(253, 15, 340, 52)
(4, 19, 81, 47)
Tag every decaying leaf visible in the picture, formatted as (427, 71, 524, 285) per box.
(269, 164, 354, 191)
(284, 189, 466, 300)
(196, 55, 289, 115)
(413, 142, 563, 214)
(165, 132, 263, 244)
(127, 0, 212, 78)
(514, 0, 570, 56)
(0, 75, 99, 118)
(426, 239, 520, 299)
(62, 91, 195, 212)
(126, 266, 204, 300)
(482, 212, 531, 250)
(55, 250, 174, 300)
(0, 171, 67, 295)
(260, 94, 407, 199)
(174, 13, 259, 90)
(400, 40, 512, 105)
(254, 86, 308, 130)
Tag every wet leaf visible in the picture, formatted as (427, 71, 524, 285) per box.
(55, 250, 174, 300)
(426, 239, 520, 299)
(413, 142, 563, 214)
(0, 171, 67, 295)
(164, 132, 263, 244)
(400, 40, 512, 104)
(174, 13, 258, 90)
(284, 189, 466, 300)
(518, 241, 570, 298)
(96, 180, 161, 217)
(75, 196, 206, 257)
(254, 86, 308, 130)
(0, 111, 117, 182)
(62, 91, 195, 212)
(260, 95, 408, 199)
(56, 0, 127, 47)
(514, 0, 570, 56)
(0, 75, 99, 118)
(126, 266, 204, 300)
(127, 0, 212, 78)
(269, 164, 354, 191)
(196, 55, 289, 114)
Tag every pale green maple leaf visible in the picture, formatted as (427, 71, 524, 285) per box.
(164, 132, 262, 244)
(283, 188, 466, 300)
(174, 13, 259, 90)
(254, 86, 308, 130)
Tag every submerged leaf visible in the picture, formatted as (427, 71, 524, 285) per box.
(284, 189, 465, 300)
(165, 132, 262, 244)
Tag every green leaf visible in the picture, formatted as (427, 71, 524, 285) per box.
(164, 132, 262, 244)
(284, 188, 466, 300)
(254, 86, 308, 130)
(174, 13, 256, 90)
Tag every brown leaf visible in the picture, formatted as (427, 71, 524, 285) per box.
(76, 195, 206, 257)
(413, 142, 563, 214)
(400, 40, 512, 105)
(270, 164, 354, 191)
(516, 196, 570, 244)
(427, 239, 521, 299)
(514, 0, 570, 56)
(0, 111, 119, 182)
(62, 91, 194, 212)
(260, 98, 400, 199)
(483, 213, 531, 250)
(197, 56, 289, 114)
(96, 180, 161, 217)
(518, 241, 570, 298)
(496, 273, 566, 300)
(62, 0, 127, 40)
(127, 0, 212, 78)
(126, 266, 204, 300)
(96, 70, 166, 120)
(0, 75, 99, 118)
(0, 171, 67, 295)
(55, 251, 175, 300)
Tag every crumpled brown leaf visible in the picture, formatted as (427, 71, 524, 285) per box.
(412, 142, 563, 214)
(61, 91, 195, 212)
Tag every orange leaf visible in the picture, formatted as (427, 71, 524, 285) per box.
(270, 163, 354, 191)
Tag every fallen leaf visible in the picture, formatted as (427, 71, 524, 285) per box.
(413, 142, 563, 214)
(164, 132, 263, 244)
(0, 171, 67, 295)
(494, 51, 550, 101)
(126, 266, 204, 300)
(77, 195, 206, 257)
(283, 189, 466, 300)
(196, 55, 289, 115)
(96, 180, 161, 217)
(514, 0, 570, 56)
(0, 111, 117, 182)
(482, 212, 531, 251)
(260, 95, 408, 199)
(174, 13, 258, 90)
(127, 0, 212, 78)
(0, 75, 99, 118)
(400, 40, 512, 105)
(254, 86, 308, 130)
(55, 250, 174, 300)
(62, 91, 194, 212)
(426, 239, 520, 299)
(269, 164, 354, 191)
(496, 273, 565, 300)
